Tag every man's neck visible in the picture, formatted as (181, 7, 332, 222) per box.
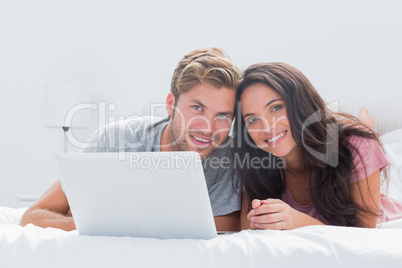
(160, 122, 172, 152)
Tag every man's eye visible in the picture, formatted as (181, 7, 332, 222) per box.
(217, 113, 229, 119)
(193, 105, 202, 111)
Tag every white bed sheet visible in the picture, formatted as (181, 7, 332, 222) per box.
(1, 217, 402, 268)
(2, 132, 402, 267)
(382, 141, 402, 201)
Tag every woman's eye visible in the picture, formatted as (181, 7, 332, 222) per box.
(272, 104, 283, 112)
(193, 105, 202, 111)
(246, 116, 258, 126)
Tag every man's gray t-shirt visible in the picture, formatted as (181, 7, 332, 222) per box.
(79, 116, 241, 216)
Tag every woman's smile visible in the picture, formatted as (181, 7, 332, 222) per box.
(241, 82, 297, 158)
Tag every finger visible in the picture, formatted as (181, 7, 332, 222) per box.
(253, 203, 284, 216)
(250, 212, 282, 224)
(251, 199, 262, 209)
(247, 205, 259, 221)
(264, 198, 284, 205)
(247, 210, 254, 221)
(250, 222, 258, 230)
(254, 221, 285, 230)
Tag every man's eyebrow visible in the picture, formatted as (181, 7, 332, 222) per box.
(191, 99, 206, 108)
(243, 98, 282, 118)
(191, 99, 233, 117)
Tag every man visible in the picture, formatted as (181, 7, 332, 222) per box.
(20, 47, 242, 231)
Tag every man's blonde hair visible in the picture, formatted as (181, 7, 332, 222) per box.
(170, 47, 242, 100)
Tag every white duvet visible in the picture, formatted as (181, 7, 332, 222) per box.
(1, 215, 402, 268)
(2, 132, 402, 268)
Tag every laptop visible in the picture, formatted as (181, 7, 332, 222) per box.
(55, 151, 218, 239)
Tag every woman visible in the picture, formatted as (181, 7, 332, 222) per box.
(233, 62, 402, 230)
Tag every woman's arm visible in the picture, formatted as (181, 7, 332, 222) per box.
(241, 190, 326, 230)
(350, 169, 381, 228)
(244, 170, 382, 230)
(246, 198, 325, 230)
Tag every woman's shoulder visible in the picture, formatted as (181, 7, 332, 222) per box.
(345, 135, 378, 149)
(339, 118, 378, 150)
(343, 135, 389, 183)
(343, 134, 383, 162)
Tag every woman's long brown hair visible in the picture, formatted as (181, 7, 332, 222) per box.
(232, 62, 383, 226)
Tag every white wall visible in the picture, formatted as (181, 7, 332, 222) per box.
(1, 0, 401, 207)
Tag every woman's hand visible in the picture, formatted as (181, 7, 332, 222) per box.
(246, 198, 324, 230)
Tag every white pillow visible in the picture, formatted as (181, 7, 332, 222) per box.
(380, 129, 402, 145)
(0, 206, 26, 225)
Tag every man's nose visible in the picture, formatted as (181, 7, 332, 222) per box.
(192, 115, 214, 134)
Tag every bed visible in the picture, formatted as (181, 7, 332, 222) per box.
(1, 99, 402, 267)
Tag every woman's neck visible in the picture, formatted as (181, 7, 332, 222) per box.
(283, 146, 310, 190)
(283, 145, 305, 174)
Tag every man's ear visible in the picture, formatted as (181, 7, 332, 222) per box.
(166, 92, 175, 116)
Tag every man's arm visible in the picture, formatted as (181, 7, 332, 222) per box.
(240, 193, 251, 230)
(20, 180, 76, 231)
(214, 210, 240, 231)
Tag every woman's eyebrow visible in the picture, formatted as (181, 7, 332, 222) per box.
(243, 98, 282, 118)
(265, 98, 282, 108)
(243, 112, 254, 118)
